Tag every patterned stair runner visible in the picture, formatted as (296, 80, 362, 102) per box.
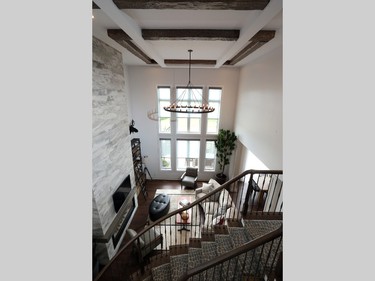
(135, 219, 281, 281)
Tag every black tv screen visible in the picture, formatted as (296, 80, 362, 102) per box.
(112, 175, 131, 212)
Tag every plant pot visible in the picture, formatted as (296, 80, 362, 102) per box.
(215, 173, 227, 185)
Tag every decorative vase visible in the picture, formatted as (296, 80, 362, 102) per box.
(180, 211, 189, 223)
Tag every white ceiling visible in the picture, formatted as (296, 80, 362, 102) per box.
(92, 0, 282, 68)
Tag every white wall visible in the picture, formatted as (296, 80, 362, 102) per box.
(127, 66, 240, 180)
(234, 46, 283, 169)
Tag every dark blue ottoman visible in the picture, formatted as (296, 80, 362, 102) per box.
(149, 193, 170, 222)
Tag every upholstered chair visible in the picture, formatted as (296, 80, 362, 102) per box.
(180, 167, 198, 189)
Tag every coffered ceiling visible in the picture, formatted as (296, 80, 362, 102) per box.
(92, 0, 282, 68)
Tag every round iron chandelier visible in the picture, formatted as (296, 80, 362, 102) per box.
(163, 50, 215, 114)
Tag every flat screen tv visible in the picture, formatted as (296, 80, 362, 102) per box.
(112, 175, 131, 212)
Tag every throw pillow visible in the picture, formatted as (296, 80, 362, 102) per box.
(201, 183, 213, 193)
(208, 178, 221, 190)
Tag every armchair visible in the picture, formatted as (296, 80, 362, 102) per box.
(126, 227, 163, 263)
(180, 167, 198, 189)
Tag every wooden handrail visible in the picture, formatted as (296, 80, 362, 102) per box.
(177, 226, 282, 281)
(93, 169, 282, 281)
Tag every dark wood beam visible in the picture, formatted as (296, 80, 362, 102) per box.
(107, 29, 133, 41)
(93, 0, 270, 10)
(251, 30, 276, 42)
(165, 59, 216, 65)
(227, 30, 275, 65)
(142, 29, 239, 41)
(107, 29, 156, 64)
(228, 41, 266, 65)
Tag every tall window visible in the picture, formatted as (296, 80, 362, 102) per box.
(177, 140, 200, 170)
(207, 88, 222, 134)
(204, 140, 216, 171)
(158, 87, 172, 133)
(176, 87, 202, 134)
(157, 86, 222, 172)
(160, 139, 171, 170)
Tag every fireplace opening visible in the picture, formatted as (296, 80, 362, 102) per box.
(112, 175, 131, 213)
(112, 197, 136, 248)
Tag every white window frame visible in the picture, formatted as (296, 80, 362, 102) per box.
(157, 85, 222, 173)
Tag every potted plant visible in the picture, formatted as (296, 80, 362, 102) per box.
(214, 129, 238, 184)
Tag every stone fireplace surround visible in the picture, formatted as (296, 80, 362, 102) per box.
(93, 175, 137, 264)
(92, 36, 138, 265)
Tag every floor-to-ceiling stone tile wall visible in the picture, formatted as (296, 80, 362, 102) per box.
(92, 36, 136, 262)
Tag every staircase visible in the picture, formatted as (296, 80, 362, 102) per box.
(131, 219, 282, 281)
(94, 169, 283, 281)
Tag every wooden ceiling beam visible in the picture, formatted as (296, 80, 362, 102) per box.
(107, 28, 275, 65)
(251, 30, 276, 42)
(142, 29, 239, 41)
(107, 29, 133, 40)
(227, 41, 265, 65)
(165, 59, 216, 65)
(107, 29, 156, 64)
(215, 0, 281, 67)
(93, 0, 270, 10)
(226, 30, 275, 65)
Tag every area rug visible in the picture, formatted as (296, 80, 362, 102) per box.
(153, 189, 203, 248)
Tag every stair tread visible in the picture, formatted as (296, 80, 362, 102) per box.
(170, 254, 189, 280)
(188, 247, 205, 281)
(215, 234, 234, 255)
(243, 219, 282, 239)
(201, 241, 218, 280)
(214, 234, 237, 280)
(151, 263, 171, 281)
(201, 241, 217, 262)
(188, 247, 202, 269)
(228, 227, 251, 247)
